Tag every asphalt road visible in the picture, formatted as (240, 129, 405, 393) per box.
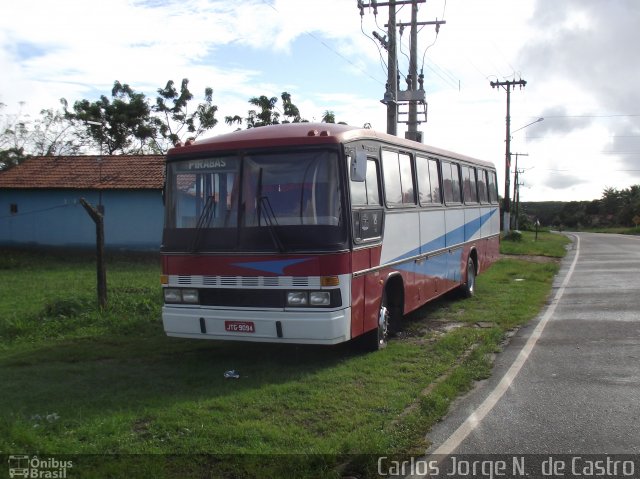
(422, 232, 640, 459)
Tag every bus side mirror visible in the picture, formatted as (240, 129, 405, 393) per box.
(350, 150, 367, 182)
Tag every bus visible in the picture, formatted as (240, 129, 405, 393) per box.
(161, 123, 500, 351)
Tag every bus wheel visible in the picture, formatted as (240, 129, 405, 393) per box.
(460, 257, 476, 298)
(359, 297, 389, 352)
(376, 301, 390, 349)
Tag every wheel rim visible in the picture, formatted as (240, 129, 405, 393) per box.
(467, 260, 476, 294)
(378, 305, 389, 347)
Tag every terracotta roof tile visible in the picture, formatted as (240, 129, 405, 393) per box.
(0, 155, 165, 190)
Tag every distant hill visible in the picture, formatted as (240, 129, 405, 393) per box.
(520, 185, 639, 229)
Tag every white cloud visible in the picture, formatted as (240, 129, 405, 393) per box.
(2, 0, 639, 201)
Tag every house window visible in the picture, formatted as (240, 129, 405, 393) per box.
(10, 204, 18, 214)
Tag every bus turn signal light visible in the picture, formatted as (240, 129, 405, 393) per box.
(320, 276, 340, 287)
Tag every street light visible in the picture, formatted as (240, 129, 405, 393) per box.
(511, 117, 544, 136)
(509, 117, 543, 230)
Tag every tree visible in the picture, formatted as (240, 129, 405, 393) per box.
(321, 110, 347, 125)
(321, 110, 336, 123)
(247, 95, 279, 128)
(152, 78, 218, 150)
(281, 92, 301, 123)
(224, 115, 243, 129)
(226, 92, 306, 129)
(69, 81, 156, 155)
(32, 101, 86, 156)
(0, 102, 30, 169)
(0, 101, 83, 169)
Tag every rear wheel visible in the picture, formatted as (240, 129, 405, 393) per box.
(460, 257, 476, 298)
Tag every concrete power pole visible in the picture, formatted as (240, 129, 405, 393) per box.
(406, 1, 419, 141)
(490, 78, 526, 234)
(359, 0, 444, 139)
(511, 152, 528, 230)
(387, 2, 398, 135)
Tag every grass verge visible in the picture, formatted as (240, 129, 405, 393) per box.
(499, 230, 571, 257)
(0, 237, 568, 478)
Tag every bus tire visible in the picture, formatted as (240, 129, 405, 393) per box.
(460, 257, 476, 298)
(359, 296, 390, 352)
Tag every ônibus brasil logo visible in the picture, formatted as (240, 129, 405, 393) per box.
(8, 455, 73, 478)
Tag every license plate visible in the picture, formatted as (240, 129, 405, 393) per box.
(224, 321, 255, 333)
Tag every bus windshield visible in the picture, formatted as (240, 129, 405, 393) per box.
(163, 149, 346, 252)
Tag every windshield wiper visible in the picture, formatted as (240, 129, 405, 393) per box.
(254, 167, 285, 252)
(189, 195, 216, 252)
(258, 195, 285, 253)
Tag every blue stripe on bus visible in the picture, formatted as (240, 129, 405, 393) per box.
(387, 208, 497, 280)
(232, 257, 311, 275)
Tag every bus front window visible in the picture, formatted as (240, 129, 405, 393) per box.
(164, 149, 345, 252)
(167, 157, 240, 230)
(242, 151, 342, 227)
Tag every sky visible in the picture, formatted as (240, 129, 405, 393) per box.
(1, 0, 639, 202)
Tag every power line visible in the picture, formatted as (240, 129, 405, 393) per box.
(0, 202, 75, 220)
(260, 0, 385, 86)
(541, 114, 640, 119)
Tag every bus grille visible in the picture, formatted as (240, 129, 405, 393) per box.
(171, 275, 319, 288)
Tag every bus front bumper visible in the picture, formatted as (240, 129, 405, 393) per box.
(162, 306, 352, 345)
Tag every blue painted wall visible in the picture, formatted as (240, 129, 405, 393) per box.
(0, 189, 163, 249)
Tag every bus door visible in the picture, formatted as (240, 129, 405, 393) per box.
(349, 151, 384, 337)
(379, 149, 420, 311)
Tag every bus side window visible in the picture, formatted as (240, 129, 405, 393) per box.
(442, 161, 461, 204)
(416, 156, 442, 205)
(399, 152, 416, 205)
(487, 171, 499, 203)
(365, 159, 381, 206)
(477, 168, 489, 203)
(351, 158, 383, 242)
(350, 158, 381, 206)
(462, 165, 478, 204)
(451, 163, 462, 203)
(382, 150, 416, 206)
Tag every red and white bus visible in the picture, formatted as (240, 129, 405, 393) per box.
(161, 123, 500, 350)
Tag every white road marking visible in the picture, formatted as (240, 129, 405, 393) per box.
(428, 234, 581, 458)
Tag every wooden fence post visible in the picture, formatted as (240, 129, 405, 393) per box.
(80, 197, 107, 309)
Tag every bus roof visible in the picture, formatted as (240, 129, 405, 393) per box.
(168, 122, 494, 169)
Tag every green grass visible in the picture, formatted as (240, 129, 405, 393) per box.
(0, 238, 567, 477)
(500, 230, 571, 258)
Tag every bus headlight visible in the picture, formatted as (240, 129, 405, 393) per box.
(309, 291, 331, 306)
(287, 291, 336, 307)
(287, 292, 309, 306)
(164, 288, 182, 303)
(181, 289, 199, 304)
(164, 288, 199, 304)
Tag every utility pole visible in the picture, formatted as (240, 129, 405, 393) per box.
(406, 1, 419, 141)
(387, 2, 398, 135)
(359, 0, 444, 139)
(511, 152, 528, 230)
(490, 78, 526, 234)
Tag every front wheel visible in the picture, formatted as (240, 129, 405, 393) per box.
(460, 257, 476, 298)
(358, 297, 390, 352)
